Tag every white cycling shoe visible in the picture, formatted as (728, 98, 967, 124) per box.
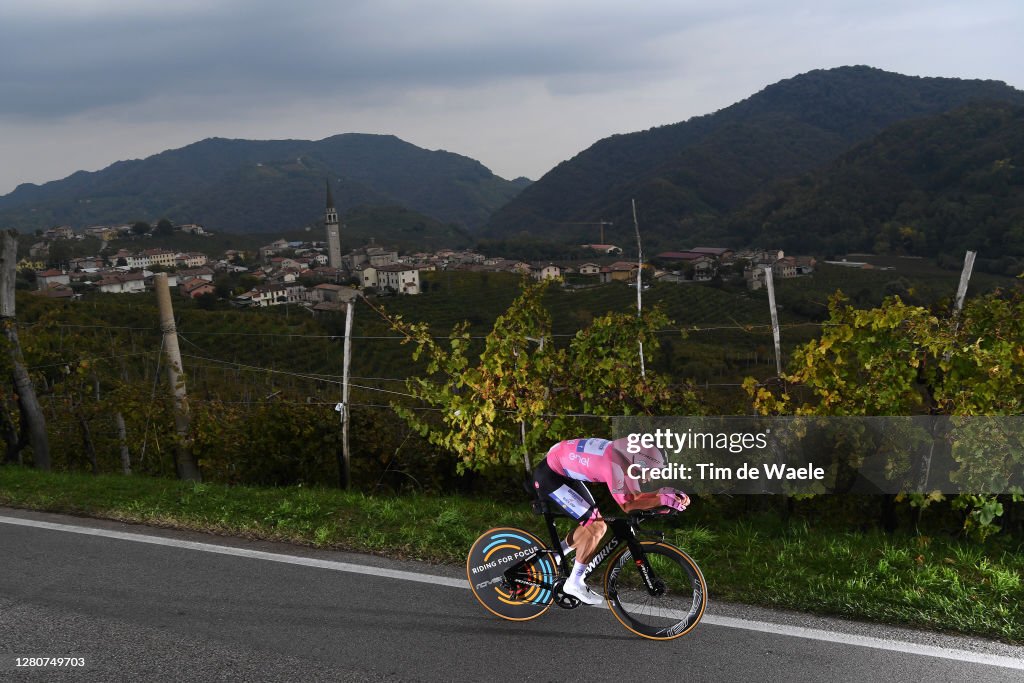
(563, 580, 604, 606)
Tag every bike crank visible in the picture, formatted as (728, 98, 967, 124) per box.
(552, 578, 583, 609)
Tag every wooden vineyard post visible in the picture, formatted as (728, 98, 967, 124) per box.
(155, 273, 201, 481)
(339, 300, 354, 489)
(0, 230, 49, 468)
(764, 265, 783, 377)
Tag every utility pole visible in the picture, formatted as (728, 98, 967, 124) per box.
(155, 273, 201, 481)
(764, 265, 783, 376)
(339, 300, 354, 489)
(632, 200, 645, 378)
(952, 250, 977, 321)
(520, 335, 546, 477)
(922, 250, 978, 492)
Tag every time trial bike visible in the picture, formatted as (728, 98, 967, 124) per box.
(466, 496, 706, 640)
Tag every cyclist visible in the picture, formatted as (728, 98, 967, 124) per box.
(533, 437, 689, 606)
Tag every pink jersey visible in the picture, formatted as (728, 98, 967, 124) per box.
(545, 438, 642, 506)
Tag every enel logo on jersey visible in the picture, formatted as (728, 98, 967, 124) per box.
(568, 452, 590, 466)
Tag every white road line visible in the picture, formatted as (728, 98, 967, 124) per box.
(701, 614, 1024, 669)
(3, 514, 1023, 670)
(0, 515, 465, 589)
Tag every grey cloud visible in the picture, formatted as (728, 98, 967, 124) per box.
(0, 0, 733, 120)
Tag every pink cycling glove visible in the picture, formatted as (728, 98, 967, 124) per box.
(656, 487, 689, 511)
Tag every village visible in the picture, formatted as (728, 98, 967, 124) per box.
(23, 199, 824, 311)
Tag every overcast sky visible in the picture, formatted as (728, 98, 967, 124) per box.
(0, 0, 1020, 195)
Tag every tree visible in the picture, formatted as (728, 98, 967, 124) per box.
(46, 240, 72, 269)
(379, 279, 699, 473)
(195, 292, 219, 310)
(132, 222, 151, 236)
(746, 289, 1024, 538)
(212, 275, 234, 299)
(156, 219, 174, 236)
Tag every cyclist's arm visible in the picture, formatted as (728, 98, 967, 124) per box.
(618, 492, 662, 512)
(616, 489, 690, 513)
(609, 461, 689, 512)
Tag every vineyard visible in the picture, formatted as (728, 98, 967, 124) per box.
(5, 261, 1024, 538)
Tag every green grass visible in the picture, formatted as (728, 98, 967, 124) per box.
(673, 521, 1024, 641)
(2, 466, 1023, 643)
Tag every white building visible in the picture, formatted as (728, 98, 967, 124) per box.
(745, 265, 767, 291)
(36, 269, 70, 290)
(96, 272, 146, 294)
(125, 253, 149, 269)
(143, 249, 177, 268)
(312, 284, 360, 304)
(248, 284, 287, 307)
(530, 263, 561, 281)
(347, 246, 398, 270)
(178, 266, 215, 284)
(362, 264, 420, 294)
(246, 283, 309, 307)
(177, 252, 209, 268)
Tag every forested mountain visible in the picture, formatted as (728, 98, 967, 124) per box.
(485, 66, 1024, 250)
(725, 102, 1024, 272)
(0, 134, 531, 233)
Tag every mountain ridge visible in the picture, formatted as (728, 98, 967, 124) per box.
(0, 133, 529, 234)
(725, 101, 1024, 270)
(484, 66, 1024, 249)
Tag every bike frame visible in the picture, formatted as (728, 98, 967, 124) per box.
(512, 498, 665, 599)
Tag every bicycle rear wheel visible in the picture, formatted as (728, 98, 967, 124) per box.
(604, 541, 707, 640)
(466, 527, 556, 621)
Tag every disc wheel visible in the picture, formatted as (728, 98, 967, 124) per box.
(604, 541, 707, 640)
(466, 527, 555, 621)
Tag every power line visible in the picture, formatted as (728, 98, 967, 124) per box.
(30, 323, 159, 332)
(178, 352, 344, 386)
(27, 350, 158, 371)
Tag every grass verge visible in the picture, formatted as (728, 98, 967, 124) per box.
(2, 466, 1023, 643)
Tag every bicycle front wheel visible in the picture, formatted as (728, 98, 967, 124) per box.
(604, 541, 707, 640)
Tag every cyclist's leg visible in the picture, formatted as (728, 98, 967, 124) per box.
(533, 460, 598, 526)
(537, 469, 605, 564)
(533, 462, 606, 605)
(563, 512, 607, 606)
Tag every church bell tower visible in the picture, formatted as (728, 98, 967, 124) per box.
(324, 179, 342, 269)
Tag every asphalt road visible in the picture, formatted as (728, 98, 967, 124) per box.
(2, 507, 1022, 682)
